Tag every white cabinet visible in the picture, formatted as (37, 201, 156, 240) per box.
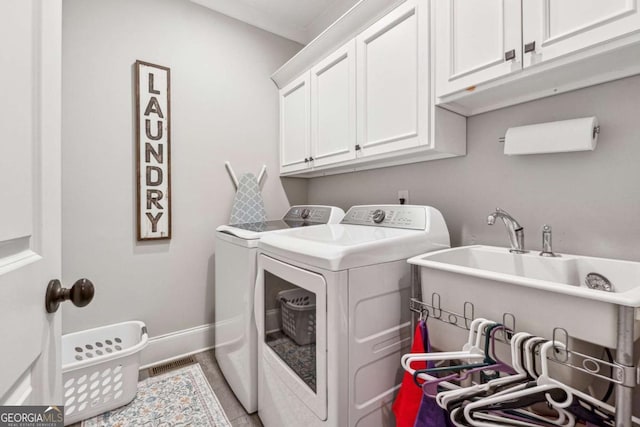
(435, 0, 522, 98)
(276, 0, 466, 177)
(356, 0, 428, 157)
(310, 41, 356, 168)
(522, 0, 640, 67)
(436, 0, 640, 114)
(280, 42, 356, 174)
(279, 72, 311, 174)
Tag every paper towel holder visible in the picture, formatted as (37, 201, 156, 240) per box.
(497, 116, 600, 155)
(498, 125, 600, 142)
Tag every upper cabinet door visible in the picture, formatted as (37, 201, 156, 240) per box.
(279, 72, 311, 174)
(523, 0, 640, 67)
(435, 0, 522, 98)
(356, 0, 428, 158)
(310, 40, 356, 168)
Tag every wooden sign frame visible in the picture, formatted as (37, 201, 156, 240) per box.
(135, 60, 172, 240)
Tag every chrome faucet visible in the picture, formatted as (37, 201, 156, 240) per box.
(487, 208, 526, 253)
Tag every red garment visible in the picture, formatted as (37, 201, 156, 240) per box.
(392, 323, 427, 427)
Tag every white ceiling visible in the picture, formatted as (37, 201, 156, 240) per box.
(190, 0, 361, 44)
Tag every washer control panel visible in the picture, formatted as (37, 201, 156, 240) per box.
(284, 206, 334, 223)
(341, 205, 427, 230)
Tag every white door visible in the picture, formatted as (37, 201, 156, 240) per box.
(435, 0, 522, 98)
(279, 72, 311, 174)
(356, 0, 429, 158)
(523, 0, 640, 67)
(0, 0, 63, 406)
(310, 40, 356, 168)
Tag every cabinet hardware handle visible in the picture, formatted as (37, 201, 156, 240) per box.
(304, 158, 309, 163)
(524, 41, 536, 53)
(309, 156, 314, 161)
(504, 49, 516, 61)
(355, 144, 361, 151)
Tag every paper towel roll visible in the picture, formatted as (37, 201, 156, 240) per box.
(503, 116, 599, 155)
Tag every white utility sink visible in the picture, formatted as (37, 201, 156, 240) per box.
(408, 245, 640, 348)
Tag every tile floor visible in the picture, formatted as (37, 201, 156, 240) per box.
(70, 349, 262, 427)
(193, 350, 263, 427)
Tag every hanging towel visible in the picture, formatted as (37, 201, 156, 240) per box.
(413, 323, 453, 427)
(229, 173, 267, 225)
(414, 389, 453, 426)
(392, 321, 429, 427)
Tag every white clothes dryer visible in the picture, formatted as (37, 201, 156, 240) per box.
(254, 205, 450, 427)
(214, 205, 344, 413)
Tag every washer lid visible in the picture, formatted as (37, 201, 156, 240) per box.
(215, 205, 345, 240)
(217, 220, 311, 240)
(258, 223, 450, 271)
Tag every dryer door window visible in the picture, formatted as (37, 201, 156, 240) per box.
(259, 255, 327, 421)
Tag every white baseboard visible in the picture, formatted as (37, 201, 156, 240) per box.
(140, 323, 215, 370)
(139, 310, 282, 370)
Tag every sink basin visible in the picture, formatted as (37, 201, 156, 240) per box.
(410, 245, 640, 305)
(408, 245, 640, 347)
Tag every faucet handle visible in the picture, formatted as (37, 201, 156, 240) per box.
(540, 224, 559, 257)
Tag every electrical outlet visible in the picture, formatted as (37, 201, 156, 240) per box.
(398, 190, 409, 204)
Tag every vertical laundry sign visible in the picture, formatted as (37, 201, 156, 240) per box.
(135, 60, 171, 240)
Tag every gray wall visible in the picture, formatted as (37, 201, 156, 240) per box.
(61, 0, 305, 335)
(308, 75, 640, 262)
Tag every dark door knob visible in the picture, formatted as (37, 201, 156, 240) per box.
(46, 278, 95, 313)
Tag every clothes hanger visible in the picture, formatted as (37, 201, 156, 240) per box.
(411, 319, 498, 387)
(420, 325, 517, 398)
(447, 388, 574, 427)
(423, 331, 570, 427)
(444, 377, 574, 427)
(459, 379, 575, 427)
(436, 331, 558, 426)
(454, 401, 574, 427)
(460, 411, 569, 427)
(434, 332, 534, 410)
(402, 317, 489, 366)
(536, 340, 640, 426)
(458, 337, 640, 427)
(442, 334, 574, 427)
(522, 336, 547, 379)
(451, 402, 574, 427)
(426, 322, 501, 372)
(402, 318, 492, 381)
(457, 336, 576, 426)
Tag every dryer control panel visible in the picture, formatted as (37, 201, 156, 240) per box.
(341, 205, 427, 230)
(284, 206, 338, 223)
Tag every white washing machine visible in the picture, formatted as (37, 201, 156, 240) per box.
(254, 205, 450, 427)
(214, 205, 345, 413)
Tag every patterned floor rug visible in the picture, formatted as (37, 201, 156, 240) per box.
(82, 364, 231, 426)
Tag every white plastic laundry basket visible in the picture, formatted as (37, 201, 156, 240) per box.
(61, 321, 148, 426)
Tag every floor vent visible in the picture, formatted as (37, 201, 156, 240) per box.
(148, 356, 197, 377)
